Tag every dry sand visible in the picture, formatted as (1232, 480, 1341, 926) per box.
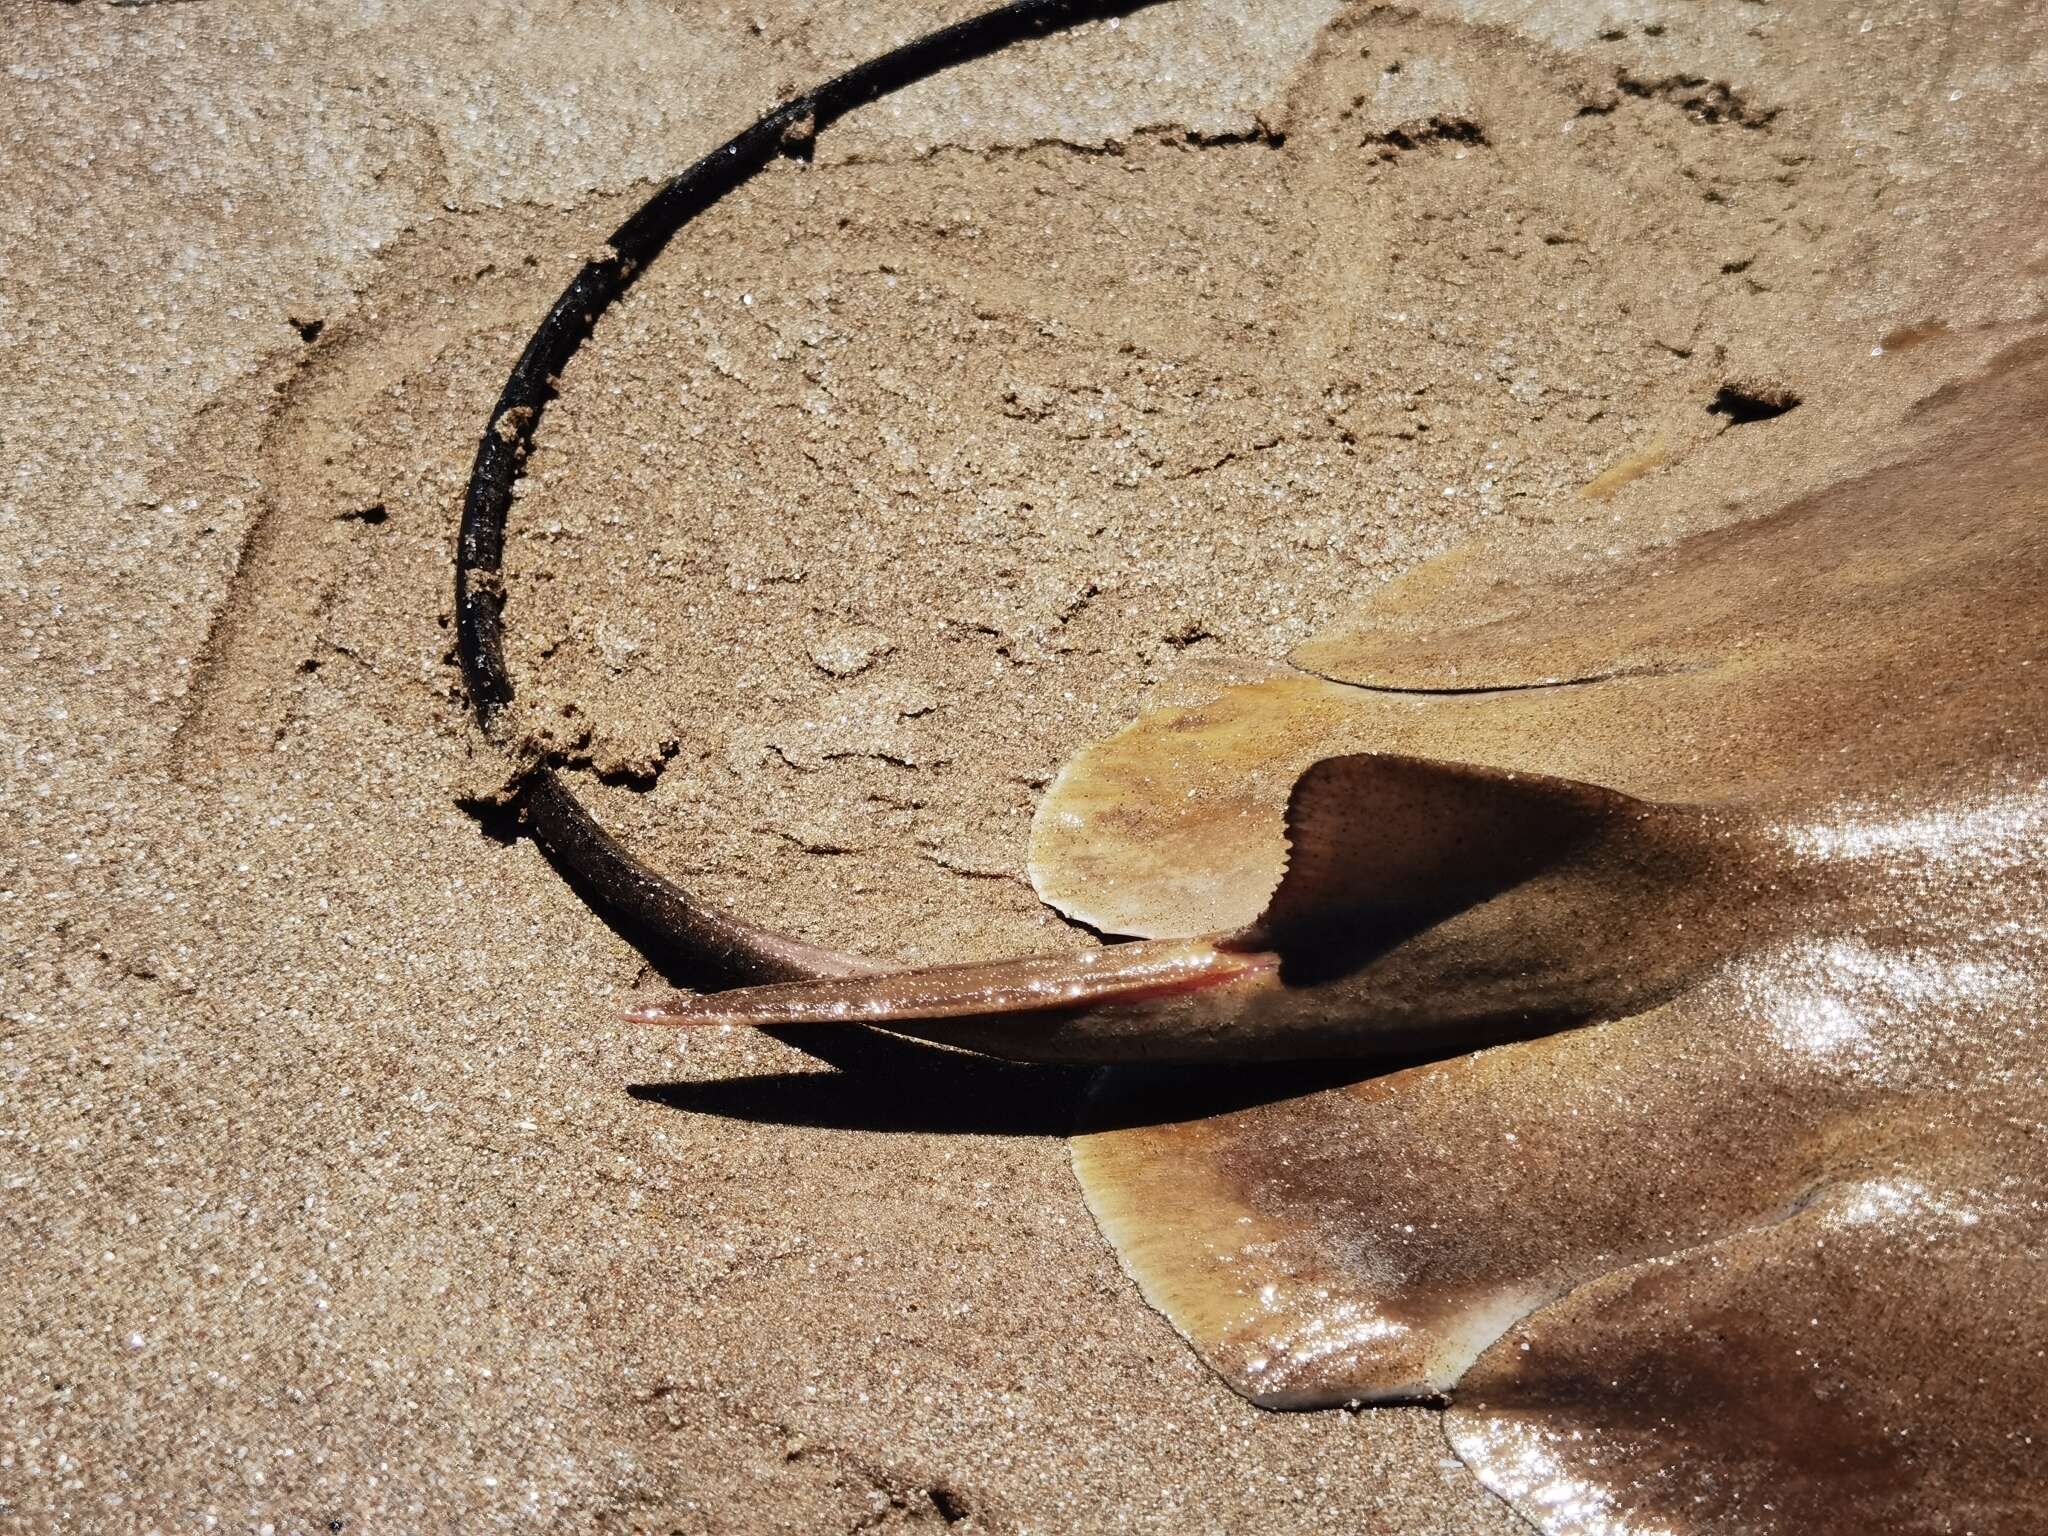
(4, 1, 2044, 1531)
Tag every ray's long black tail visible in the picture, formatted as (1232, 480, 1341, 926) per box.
(453, 0, 1170, 994)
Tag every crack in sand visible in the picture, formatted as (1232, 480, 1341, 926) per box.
(829, 117, 1287, 169)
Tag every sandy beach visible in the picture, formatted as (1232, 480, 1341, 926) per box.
(4, 1, 2043, 1530)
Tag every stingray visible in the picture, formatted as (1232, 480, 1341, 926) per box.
(631, 340, 2048, 1533)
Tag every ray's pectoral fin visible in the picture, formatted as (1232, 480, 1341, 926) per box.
(1064, 760, 1805, 1411)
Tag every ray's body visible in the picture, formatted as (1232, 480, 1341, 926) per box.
(634, 343, 2048, 1534)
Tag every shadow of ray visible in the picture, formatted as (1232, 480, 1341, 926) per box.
(629, 1054, 1378, 1137)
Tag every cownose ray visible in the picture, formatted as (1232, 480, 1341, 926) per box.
(633, 340, 2048, 1534)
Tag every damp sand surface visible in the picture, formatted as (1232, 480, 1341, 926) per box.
(4, 1, 2045, 1531)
